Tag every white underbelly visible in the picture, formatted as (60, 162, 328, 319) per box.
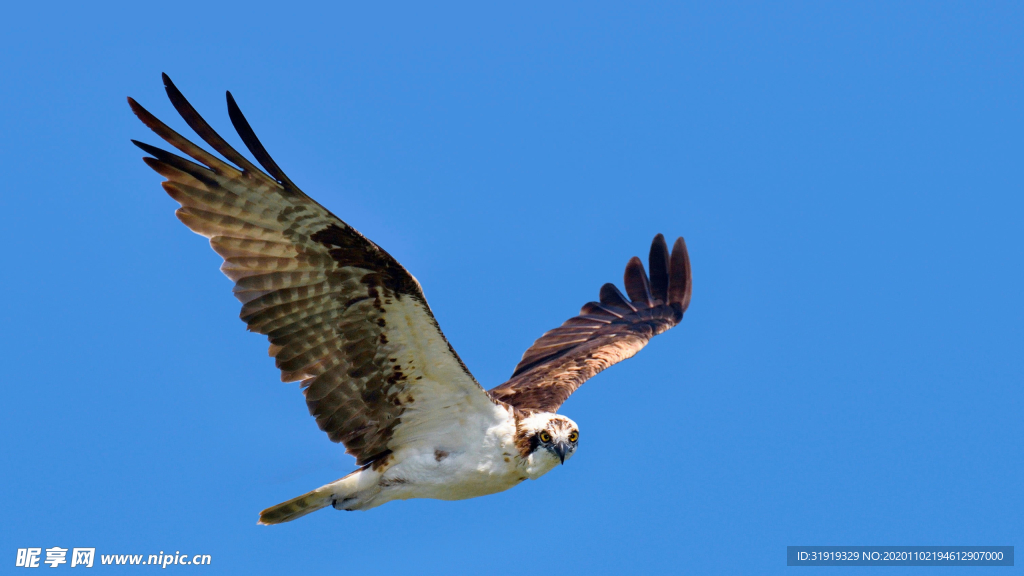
(382, 444, 528, 501)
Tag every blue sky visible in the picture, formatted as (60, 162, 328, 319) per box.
(1, 2, 1021, 574)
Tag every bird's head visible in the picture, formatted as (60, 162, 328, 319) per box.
(516, 412, 579, 477)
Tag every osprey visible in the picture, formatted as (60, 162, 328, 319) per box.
(130, 75, 692, 524)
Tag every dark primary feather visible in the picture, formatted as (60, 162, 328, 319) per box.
(225, 90, 298, 190)
(488, 235, 691, 413)
(648, 235, 670, 302)
(130, 75, 485, 465)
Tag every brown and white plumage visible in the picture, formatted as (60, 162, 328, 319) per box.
(130, 75, 692, 524)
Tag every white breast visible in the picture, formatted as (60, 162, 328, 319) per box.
(377, 403, 530, 502)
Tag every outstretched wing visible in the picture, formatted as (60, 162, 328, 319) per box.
(131, 74, 499, 466)
(488, 235, 691, 413)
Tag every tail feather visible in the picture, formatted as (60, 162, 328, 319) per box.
(258, 467, 377, 525)
(258, 485, 333, 525)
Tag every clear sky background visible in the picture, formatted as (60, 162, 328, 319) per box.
(1, 2, 1021, 574)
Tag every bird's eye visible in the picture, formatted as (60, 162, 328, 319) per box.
(568, 431, 578, 443)
(539, 431, 551, 443)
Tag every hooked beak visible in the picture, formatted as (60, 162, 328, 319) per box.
(553, 441, 569, 464)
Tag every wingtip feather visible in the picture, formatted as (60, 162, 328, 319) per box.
(599, 283, 636, 311)
(623, 256, 654, 306)
(667, 236, 692, 312)
(225, 89, 298, 189)
(126, 96, 155, 123)
(648, 234, 670, 302)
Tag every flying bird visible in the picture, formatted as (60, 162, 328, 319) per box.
(130, 74, 692, 524)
